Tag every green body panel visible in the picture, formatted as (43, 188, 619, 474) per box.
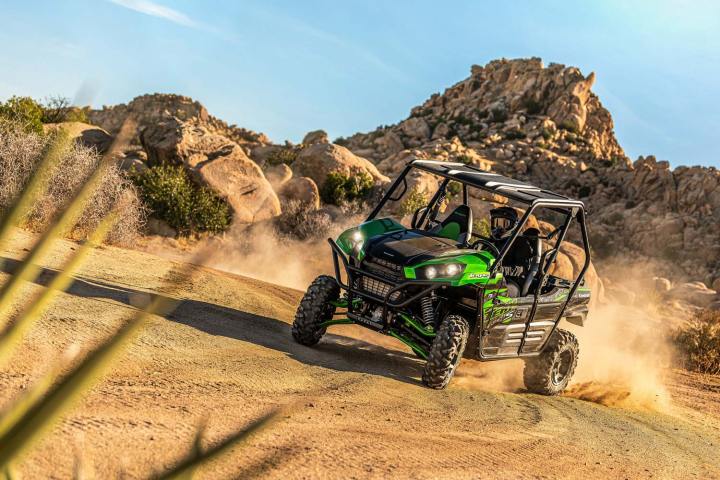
(437, 222, 460, 241)
(404, 250, 501, 287)
(336, 217, 405, 261)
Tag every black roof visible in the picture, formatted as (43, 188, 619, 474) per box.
(410, 160, 585, 209)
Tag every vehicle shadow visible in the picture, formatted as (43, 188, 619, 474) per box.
(0, 257, 424, 386)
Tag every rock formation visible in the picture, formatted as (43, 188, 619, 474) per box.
(341, 58, 720, 289)
(292, 142, 389, 190)
(88, 94, 270, 152)
(141, 118, 280, 224)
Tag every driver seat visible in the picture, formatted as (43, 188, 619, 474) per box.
(431, 204, 473, 246)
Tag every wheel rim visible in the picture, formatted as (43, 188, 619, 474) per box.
(551, 349, 573, 386)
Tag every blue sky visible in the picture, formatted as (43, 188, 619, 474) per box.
(1, 0, 718, 167)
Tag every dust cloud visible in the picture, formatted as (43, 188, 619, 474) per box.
(204, 223, 335, 291)
(140, 222, 681, 410)
(563, 261, 677, 410)
(564, 303, 673, 410)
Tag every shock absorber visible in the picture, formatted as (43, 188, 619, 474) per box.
(420, 295, 434, 326)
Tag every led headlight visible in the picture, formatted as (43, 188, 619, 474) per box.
(349, 230, 364, 252)
(418, 263, 465, 280)
(425, 265, 438, 279)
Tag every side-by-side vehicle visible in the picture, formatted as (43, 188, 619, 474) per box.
(292, 160, 591, 394)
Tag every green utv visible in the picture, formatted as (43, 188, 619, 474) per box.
(292, 160, 591, 394)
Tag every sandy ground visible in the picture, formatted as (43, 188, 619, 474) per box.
(1, 231, 719, 479)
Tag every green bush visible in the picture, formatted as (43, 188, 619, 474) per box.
(321, 171, 373, 206)
(473, 218, 491, 238)
(398, 188, 427, 216)
(523, 98, 543, 115)
(266, 147, 298, 166)
(504, 129, 525, 140)
(558, 120, 579, 133)
(489, 107, 508, 123)
(0, 96, 44, 134)
(131, 164, 231, 234)
(456, 154, 473, 165)
(446, 180, 462, 199)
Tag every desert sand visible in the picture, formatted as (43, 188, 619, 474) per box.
(1, 230, 718, 479)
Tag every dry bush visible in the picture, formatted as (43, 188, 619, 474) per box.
(674, 309, 720, 375)
(273, 200, 332, 241)
(0, 127, 145, 244)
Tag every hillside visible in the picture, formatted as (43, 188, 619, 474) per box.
(1, 230, 719, 478)
(340, 58, 720, 287)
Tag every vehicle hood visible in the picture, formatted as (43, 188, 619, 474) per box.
(365, 230, 467, 266)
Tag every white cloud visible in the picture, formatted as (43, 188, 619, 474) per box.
(108, 0, 197, 28)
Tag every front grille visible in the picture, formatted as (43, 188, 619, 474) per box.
(356, 257, 403, 301)
(363, 257, 403, 283)
(360, 276, 401, 301)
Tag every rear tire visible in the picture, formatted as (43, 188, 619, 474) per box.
(422, 314, 470, 389)
(523, 329, 579, 395)
(292, 275, 340, 346)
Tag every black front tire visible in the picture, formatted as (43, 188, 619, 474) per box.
(523, 329, 579, 395)
(422, 314, 470, 389)
(292, 275, 340, 346)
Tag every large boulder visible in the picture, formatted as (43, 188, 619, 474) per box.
(44, 122, 113, 154)
(667, 282, 719, 308)
(278, 177, 320, 209)
(292, 143, 389, 190)
(141, 118, 281, 224)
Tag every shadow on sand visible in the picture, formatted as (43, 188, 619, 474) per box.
(1, 256, 423, 386)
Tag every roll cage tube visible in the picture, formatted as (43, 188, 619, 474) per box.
(483, 200, 591, 355)
(366, 164, 413, 221)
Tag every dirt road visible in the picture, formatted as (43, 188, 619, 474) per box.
(1, 231, 719, 479)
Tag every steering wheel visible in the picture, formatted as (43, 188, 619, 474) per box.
(471, 238, 500, 258)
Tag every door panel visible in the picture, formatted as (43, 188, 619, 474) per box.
(479, 289, 532, 357)
(479, 287, 568, 357)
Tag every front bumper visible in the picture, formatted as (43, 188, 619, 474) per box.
(328, 238, 450, 331)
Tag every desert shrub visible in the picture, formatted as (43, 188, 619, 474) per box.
(473, 218, 491, 238)
(505, 129, 525, 140)
(40, 95, 88, 123)
(446, 180, 462, 199)
(558, 121, 579, 134)
(523, 98, 543, 115)
(131, 164, 231, 234)
(266, 147, 298, 166)
(0, 127, 144, 244)
(674, 310, 720, 375)
(457, 154, 473, 165)
(489, 107, 508, 123)
(0, 96, 44, 134)
(398, 188, 427, 217)
(274, 200, 332, 240)
(321, 171, 373, 206)
(334, 136, 349, 146)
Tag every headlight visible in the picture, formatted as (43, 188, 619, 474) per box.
(349, 230, 364, 252)
(417, 263, 465, 280)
